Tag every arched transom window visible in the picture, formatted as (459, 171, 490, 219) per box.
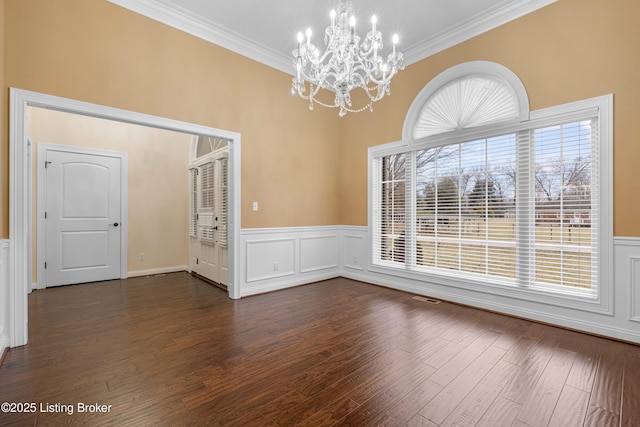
(403, 61, 530, 141)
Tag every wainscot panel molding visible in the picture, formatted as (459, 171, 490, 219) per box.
(341, 227, 367, 272)
(630, 257, 640, 323)
(300, 235, 338, 274)
(0, 240, 10, 355)
(615, 237, 640, 325)
(246, 237, 296, 283)
(239, 227, 344, 297)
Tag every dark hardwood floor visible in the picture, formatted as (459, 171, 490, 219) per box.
(1, 273, 639, 426)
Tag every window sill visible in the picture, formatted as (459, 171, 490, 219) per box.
(369, 262, 610, 316)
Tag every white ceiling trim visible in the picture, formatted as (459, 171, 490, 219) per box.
(107, 0, 556, 76)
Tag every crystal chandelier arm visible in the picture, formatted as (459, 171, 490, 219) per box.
(292, 0, 403, 116)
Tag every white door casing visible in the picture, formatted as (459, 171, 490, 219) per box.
(37, 144, 128, 288)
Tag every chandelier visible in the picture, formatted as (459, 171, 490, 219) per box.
(291, 0, 404, 117)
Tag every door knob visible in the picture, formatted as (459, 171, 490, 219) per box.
(111, 222, 119, 227)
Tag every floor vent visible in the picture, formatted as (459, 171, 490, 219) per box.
(412, 295, 441, 304)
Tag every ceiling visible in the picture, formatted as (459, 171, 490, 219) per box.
(107, 0, 556, 75)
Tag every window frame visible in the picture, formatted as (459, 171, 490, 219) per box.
(369, 94, 613, 315)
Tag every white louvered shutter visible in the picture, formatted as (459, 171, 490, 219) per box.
(188, 167, 198, 238)
(216, 157, 228, 247)
(198, 161, 215, 243)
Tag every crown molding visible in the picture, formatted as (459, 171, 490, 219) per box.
(106, 0, 292, 74)
(402, 0, 558, 66)
(107, 0, 557, 74)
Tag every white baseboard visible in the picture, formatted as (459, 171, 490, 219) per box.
(127, 265, 188, 278)
(0, 336, 8, 358)
(240, 271, 340, 297)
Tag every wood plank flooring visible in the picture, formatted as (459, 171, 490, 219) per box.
(1, 273, 639, 426)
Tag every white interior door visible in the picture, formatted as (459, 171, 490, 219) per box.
(189, 150, 228, 286)
(195, 161, 219, 283)
(43, 149, 123, 287)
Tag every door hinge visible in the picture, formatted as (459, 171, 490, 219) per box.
(44, 262, 47, 269)
(196, 258, 199, 265)
(44, 211, 47, 219)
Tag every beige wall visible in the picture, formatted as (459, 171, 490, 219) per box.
(28, 107, 191, 274)
(1, 0, 342, 238)
(2, 0, 640, 239)
(340, 0, 640, 237)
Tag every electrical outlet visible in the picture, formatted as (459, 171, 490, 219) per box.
(353, 256, 358, 265)
(252, 202, 259, 211)
(139, 253, 144, 261)
(273, 262, 279, 271)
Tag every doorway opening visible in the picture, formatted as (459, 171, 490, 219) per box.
(188, 136, 230, 289)
(9, 88, 242, 348)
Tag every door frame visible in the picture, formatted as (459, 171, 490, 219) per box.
(188, 144, 230, 285)
(9, 88, 242, 348)
(36, 143, 129, 289)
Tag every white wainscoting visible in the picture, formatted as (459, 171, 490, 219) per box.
(342, 228, 367, 272)
(0, 240, 10, 355)
(615, 237, 640, 325)
(300, 235, 338, 273)
(241, 226, 640, 344)
(630, 257, 640, 323)
(239, 227, 343, 297)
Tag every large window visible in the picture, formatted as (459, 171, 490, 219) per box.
(371, 62, 611, 302)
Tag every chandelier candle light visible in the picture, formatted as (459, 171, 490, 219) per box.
(292, 0, 404, 116)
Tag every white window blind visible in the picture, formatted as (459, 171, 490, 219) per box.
(373, 153, 408, 264)
(373, 116, 599, 295)
(414, 133, 517, 280)
(199, 162, 215, 243)
(216, 157, 228, 247)
(188, 167, 198, 238)
(530, 119, 597, 291)
(413, 76, 520, 139)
